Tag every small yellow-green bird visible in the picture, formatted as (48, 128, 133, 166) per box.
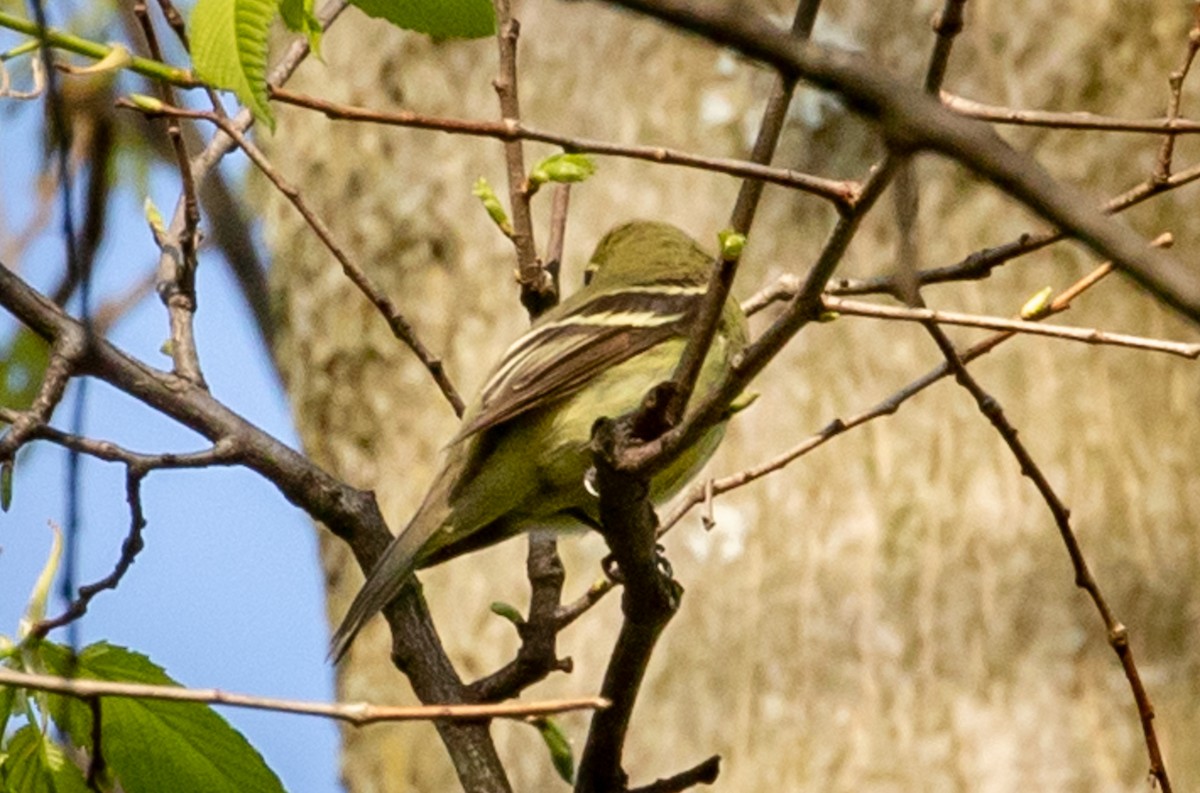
(330, 220, 748, 660)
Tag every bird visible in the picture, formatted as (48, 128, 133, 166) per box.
(329, 220, 749, 661)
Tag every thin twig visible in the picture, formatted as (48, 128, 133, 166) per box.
(131, 0, 205, 388)
(268, 86, 857, 208)
(668, 230, 1173, 532)
(469, 534, 572, 702)
(152, 0, 188, 49)
(492, 0, 549, 315)
(659, 0, 819, 431)
(828, 151, 1200, 298)
(0, 9, 196, 86)
(86, 697, 105, 788)
(29, 468, 149, 638)
(0, 336, 81, 461)
(1155, 12, 1200, 180)
(0, 411, 240, 470)
(821, 296, 1200, 358)
(941, 92, 1200, 135)
(627, 755, 720, 793)
(124, 99, 466, 416)
(0, 667, 609, 725)
(923, 320, 1174, 792)
(593, 0, 1200, 321)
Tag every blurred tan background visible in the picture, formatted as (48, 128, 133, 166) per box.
(259, 0, 1200, 790)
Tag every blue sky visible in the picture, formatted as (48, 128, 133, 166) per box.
(0, 34, 342, 792)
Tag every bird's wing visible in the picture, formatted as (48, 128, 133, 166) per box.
(454, 286, 702, 440)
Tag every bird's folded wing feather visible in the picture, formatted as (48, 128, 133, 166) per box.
(454, 287, 703, 439)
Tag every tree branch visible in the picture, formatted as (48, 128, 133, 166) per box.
(592, 0, 1200, 322)
(0, 667, 608, 725)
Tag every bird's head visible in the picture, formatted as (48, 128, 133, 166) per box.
(583, 221, 714, 289)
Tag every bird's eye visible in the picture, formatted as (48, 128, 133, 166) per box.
(583, 265, 597, 286)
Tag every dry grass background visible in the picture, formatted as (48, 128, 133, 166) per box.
(260, 0, 1200, 790)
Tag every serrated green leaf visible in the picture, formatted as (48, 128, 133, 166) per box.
(350, 0, 495, 38)
(0, 328, 51, 411)
(1, 725, 90, 793)
(531, 717, 574, 784)
(190, 0, 277, 130)
(279, 0, 322, 56)
(489, 601, 523, 626)
(40, 642, 285, 793)
(528, 153, 596, 187)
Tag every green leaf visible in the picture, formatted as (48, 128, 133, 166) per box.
(488, 601, 523, 626)
(725, 390, 759, 416)
(1, 725, 90, 793)
(0, 328, 50, 411)
(278, 0, 322, 56)
(190, 0, 277, 130)
(127, 93, 165, 114)
(531, 717, 574, 784)
(1, 459, 12, 512)
(717, 229, 746, 259)
(471, 177, 512, 236)
(349, 0, 495, 39)
(40, 643, 285, 793)
(19, 523, 63, 639)
(528, 153, 596, 187)
(0, 668, 15, 739)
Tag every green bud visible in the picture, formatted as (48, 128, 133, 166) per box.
(817, 310, 840, 323)
(1, 39, 40, 62)
(472, 177, 513, 236)
(20, 523, 63, 638)
(68, 42, 132, 75)
(489, 601, 524, 626)
(160, 339, 174, 357)
(726, 391, 759, 416)
(717, 229, 746, 260)
(127, 93, 165, 113)
(1020, 286, 1054, 320)
(529, 153, 597, 187)
(144, 196, 167, 244)
(531, 717, 575, 784)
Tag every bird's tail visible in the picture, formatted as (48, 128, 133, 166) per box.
(327, 514, 433, 663)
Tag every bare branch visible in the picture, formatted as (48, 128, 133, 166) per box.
(0, 667, 608, 725)
(591, 0, 1200, 322)
(29, 468, 149, 638)
(941, 92, 1200, 135)
(124, 99, 466, 416)
(492, 0, 549, 315)
(919, 321, 1173, 792)
(268, 86, 857, 208)
(1155, 15, 1200, 179)
(821, 296, 1200, 358)
(131, 0, 204, 387)
(627, 755, 720, 793)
